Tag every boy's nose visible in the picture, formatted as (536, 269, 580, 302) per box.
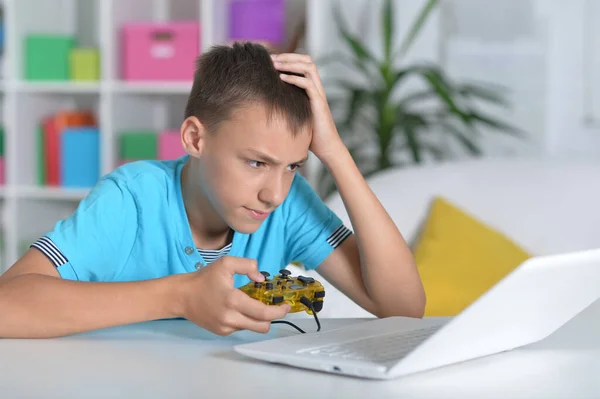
(258, 178, 285, 207)
(258, 188, 281, 208)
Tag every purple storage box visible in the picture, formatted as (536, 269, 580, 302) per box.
(229, 0, 285, 44)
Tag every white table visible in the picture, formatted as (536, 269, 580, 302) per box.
(2, 300, 600, 399)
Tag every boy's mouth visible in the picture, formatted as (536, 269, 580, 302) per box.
(244, 207, 271, 220)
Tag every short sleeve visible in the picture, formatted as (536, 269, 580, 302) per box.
(30, 176, 138, 282)
(283, 174, 352, 270)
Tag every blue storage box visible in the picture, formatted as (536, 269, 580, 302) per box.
(60, 127, 100, 188)
(0, 22, 4, 53)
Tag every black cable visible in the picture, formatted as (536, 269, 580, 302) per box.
(271, 320, 306, 333)
(270, 300, 321, 334)
(312, 303, 321, 332)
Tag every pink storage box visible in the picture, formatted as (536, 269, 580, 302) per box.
(121, 21, 200, 81)
(159, 130, 186, 160)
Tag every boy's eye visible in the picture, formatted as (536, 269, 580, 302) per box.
(248, 160, 265, 168)
(287, 164, 300, 171)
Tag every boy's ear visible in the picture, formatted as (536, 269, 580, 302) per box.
(180, 116, 206, 158)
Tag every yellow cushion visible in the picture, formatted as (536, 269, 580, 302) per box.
(413, 197, 531, 317)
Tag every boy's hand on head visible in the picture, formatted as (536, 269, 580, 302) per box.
(177, 256, 290, 336)
(272, 53, 345, 163)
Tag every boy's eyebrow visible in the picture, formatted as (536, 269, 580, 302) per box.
(246, 150, 308, 165)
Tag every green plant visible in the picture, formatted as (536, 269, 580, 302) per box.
(316, 0, 524, 198)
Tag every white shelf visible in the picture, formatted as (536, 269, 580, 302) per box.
(9, 186, 90, 200)
(112, 81, 193, 95)
(0, 0, 254, 271)
(11, 81, 102, 93)
(0, 186, 87, 199)
(2, 81, 193, 94)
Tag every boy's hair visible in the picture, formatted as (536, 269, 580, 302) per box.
(185, 42, 312, 136)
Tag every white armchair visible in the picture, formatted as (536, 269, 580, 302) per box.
(288, 157, 600, 318)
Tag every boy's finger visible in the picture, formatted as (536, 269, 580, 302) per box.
(236, 291, 291, 321)
(271, 53, 313, 64)
(229, 313, 273, 334)
(221, 257, 264, 282)
(279, 74, 311, 91)
(274, 60, 326, 98)
(273, 60, 310, 76)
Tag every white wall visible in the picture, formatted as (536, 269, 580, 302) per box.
(441, 0, 549, 157)
(444, 0, 600, 160)
(305, 0, 600, 174)
(543, 0, 600, 159)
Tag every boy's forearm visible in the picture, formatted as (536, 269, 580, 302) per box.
(0, 273, 183, 338)
(323, 141, 426, 317)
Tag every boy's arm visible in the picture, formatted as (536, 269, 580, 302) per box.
(0, 249, 180, 338)
(316, 149, 426, 318)
(0, 249, 289, 338)
(273, 53, 426, 318)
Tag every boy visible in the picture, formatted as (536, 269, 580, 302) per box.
(0, 42, 425, 339)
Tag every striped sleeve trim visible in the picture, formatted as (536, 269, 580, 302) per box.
(30, 236, 69, 268)
(326, 225, 352, 248)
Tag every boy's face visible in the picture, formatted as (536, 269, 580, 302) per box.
(196, 104, 312, 234)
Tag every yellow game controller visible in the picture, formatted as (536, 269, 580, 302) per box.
(240, 270, 325, 315)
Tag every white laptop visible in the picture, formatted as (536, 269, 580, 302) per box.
(234, 248, 600, 379)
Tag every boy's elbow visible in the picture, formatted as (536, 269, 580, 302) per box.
(408, 300, 426, 319)
(375, 289, 426, 319)
(412, 289, 427, 318)
(378, 304, 425, 319)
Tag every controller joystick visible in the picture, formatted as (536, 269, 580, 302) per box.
(278, 269, 291, 278)
(260, 271, 270, 279)
(240, 271, 325, 315)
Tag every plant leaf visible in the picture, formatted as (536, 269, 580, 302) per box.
(401, 112, 429, 128)
(344, 89, 371, 129)
(316, 51, 381, 84)
(383, 0, 394, 62)
(421, 69, 470, 122)
(398, 89, 437, 105)
(330, 78, 369, 92)
(332, 1, 378, 69)
(316, 140, 370, 199)
(391, 63, 428, 87)
(421, 142, 449, 160)
(315, 51, 355, 68)
(395, 0, 439, 59)
(443, 123, 483, 155)
(327, 80, 377, 130)
(459, 83, 510, 107)
(468, 111, 525, 137)
(396, 111, 429, 164)
(403, 124, 422, 163)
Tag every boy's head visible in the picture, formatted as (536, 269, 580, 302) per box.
(181, 42, 314, 234)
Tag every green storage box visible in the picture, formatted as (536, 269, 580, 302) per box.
(25, 34, 76, 80)
(70, 47, 100, 81)
(119, 131, 157, 160)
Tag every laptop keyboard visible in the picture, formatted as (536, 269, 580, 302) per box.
(300, 325, 441, 363)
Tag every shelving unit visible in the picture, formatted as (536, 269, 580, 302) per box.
(0, 0, 294, 271)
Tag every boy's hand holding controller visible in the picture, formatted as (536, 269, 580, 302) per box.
(0, 250, 288, 338)
(179, 256, 290, 336)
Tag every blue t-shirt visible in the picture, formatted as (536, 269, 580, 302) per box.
(31, 156, 352, 288)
